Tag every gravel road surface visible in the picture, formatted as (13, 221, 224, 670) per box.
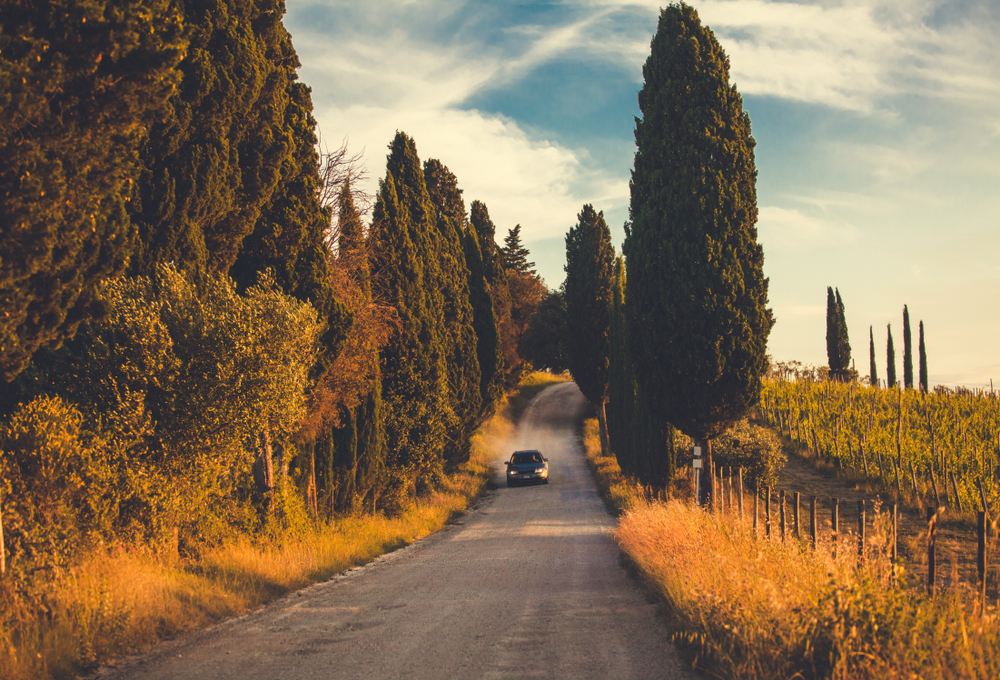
(92, 381, 693, 680)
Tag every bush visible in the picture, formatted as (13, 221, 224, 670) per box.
(712, 418, 785, 491)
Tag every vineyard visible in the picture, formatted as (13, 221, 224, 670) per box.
(759, 366, 1000, 516)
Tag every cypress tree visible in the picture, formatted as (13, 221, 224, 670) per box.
(369, 132, 450, 483)
(869, 326, 879, 388)
(835, 289, 850, 380)
(0, 0, 186, 381)
(624, 3, 772, 505)
(501, 225, 534, 274)
(902, 305, 913, 389)
(519, 288, 568, 374)
(128, 0, 303, 280)
(423, 159, 482, 465)
(463, 226, 505, 419)
(919, 321, 928, 393)
(564, 205, 615, 455)
(826, 287, 840, 378)
(470, 201, 516, 390)
(886, 324, 897, 389)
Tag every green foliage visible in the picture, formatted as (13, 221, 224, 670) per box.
(711, 418, 785, 491)
(463, 224, 505, 421)
(623, 3, 773, 458)
(918, 321, 928, 393)
(826, 288, 851, 381)
(501, 224, 534, 275)
(470, 201, 516, 389)
(564, 204, 614, 406)
(370, 132, 451, 483)
(0, 0, 186, 381)
(17, 265, 320, 548)
(762, 374, 1000, 514)
(0, 397, 114, 576)
(886, 325, 897, 389)
(607, 259, 676, 487)
(902, 305, 913, 389)
(424, 159, 482, 466)
(869, 326, 879, 388)
(128, 0, 303, 280)
(519, 288, 567, 374)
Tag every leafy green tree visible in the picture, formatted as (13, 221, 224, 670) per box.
(501, 224, 534, 274)
(519, 287, 568, 374)
(564, 205, 615, 455)
(919, 320, 928, 393)
(903, 305, 913, 389)
(623, 3, 772, 506)
(128, 0, 304, 281)
(369, 132, 450, 487)
(0, 0, 186, 381)
(886, 324, 897, 389)
(869, 326, 879, 388)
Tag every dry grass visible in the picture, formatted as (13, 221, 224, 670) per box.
(579, 418, 1000, 679)
(0, 392, 504, 680)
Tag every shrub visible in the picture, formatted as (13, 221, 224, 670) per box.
(712, 418, 785, 491)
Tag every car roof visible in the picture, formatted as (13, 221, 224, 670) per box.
(513, 449, 540, 454)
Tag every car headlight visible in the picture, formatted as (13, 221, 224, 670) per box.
(535, 468, 546, 474)
(508, 470, 518, 474)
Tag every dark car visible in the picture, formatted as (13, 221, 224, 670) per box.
(505, 450, 548, 487)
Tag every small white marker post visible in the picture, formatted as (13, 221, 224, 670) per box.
(692, 446, 702, 503)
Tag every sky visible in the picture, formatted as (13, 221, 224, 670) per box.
(284, 0, 1000, 389)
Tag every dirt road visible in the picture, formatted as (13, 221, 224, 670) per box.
(92, 382, 692, 680)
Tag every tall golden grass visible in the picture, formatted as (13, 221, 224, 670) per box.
(0, 390, 508, 680)
(581, 417, 1000, 680)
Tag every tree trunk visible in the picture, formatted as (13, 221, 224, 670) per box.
(596, 401, 611, 457)
(698, 436, 714, 508)
(257, 428, 274, 513)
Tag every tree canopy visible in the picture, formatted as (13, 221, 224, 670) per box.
(623, 3, 772, 504)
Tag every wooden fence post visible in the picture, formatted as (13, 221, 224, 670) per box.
(979, 478, 990, 516)
(857, 500, 866, 560)
(766, 488, 772, 538)
(978, 511, 988, 616)
(950, 470, 964, 513)
(832, 497, 840, 558)
(927, 507, 938, 596)
(780, 490, 786, 542)
(810, 495, 817, 550)
(930, 466, 941, 509)
(753, 488, 759, 536)
(891, 503, 898, 571)
(738, 468, 744, 522)
(861, 443, 869, 476)
(794, 492, 801, 539)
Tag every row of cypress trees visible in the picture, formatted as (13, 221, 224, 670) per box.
(870, 305, 929, 392)
(0, 1, 526, 570)
(561, 4, 772, 504)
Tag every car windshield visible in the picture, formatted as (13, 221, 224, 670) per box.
(511, 452, 542, 464)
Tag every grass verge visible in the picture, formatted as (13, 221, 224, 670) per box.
(0, 387, 525, 680)
(580, 417, 1000, 679)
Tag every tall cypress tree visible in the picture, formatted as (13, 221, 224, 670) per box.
(869, 326, 879, 388)
(826, 287, 841, 378)
(463, 225, 505, 420)
(370, 132, 450, 483)
(0, 0, 186, 381)
(129, 0, 302, 281)
(470, 201, 515, 390)
(624, 3, 772, 505)
(564, 205, 615, 455)
(886, 324, 897, 389)
(919, 320, 928, 393)
(423, 159, 481, 465)
(902, 305, 913, 389)
(835, 289, 850, 379)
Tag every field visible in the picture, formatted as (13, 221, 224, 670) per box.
(581, 414, 1000, 679)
